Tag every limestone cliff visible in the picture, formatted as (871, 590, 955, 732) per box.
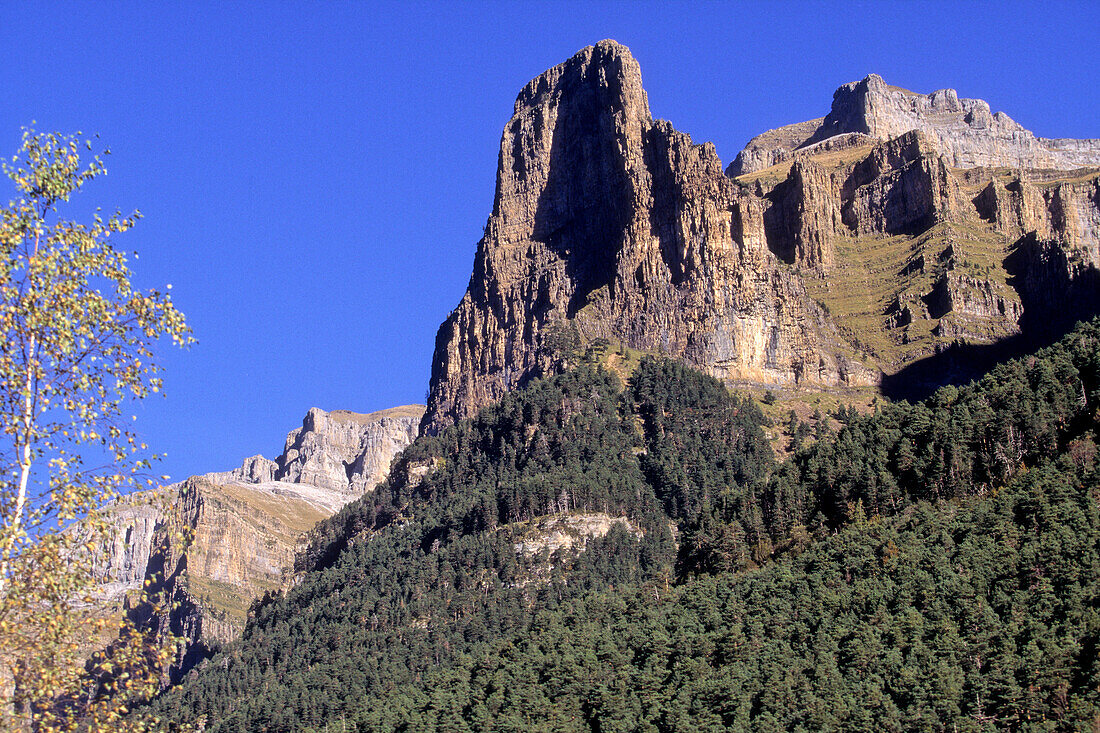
(96, 494, 166, 598)
(730, 73, 1100, 176)
(422, 40, 872, 433)
(95, 404, 423, 679)
(276, 406, 422, 492)
(736, 130, 1100, 395)
(128, 476, 350, 677)
(423, 42, 1100, 430)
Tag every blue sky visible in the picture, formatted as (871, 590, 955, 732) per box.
(1, 1, 1097, 483)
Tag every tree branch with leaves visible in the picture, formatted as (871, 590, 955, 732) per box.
(0, 127, 192, 731)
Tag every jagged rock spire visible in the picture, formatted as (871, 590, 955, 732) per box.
(422, 42, 870, 434)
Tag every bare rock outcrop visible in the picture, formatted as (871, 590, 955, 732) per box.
(840, 131, 968, 235)
(424, 43, 1100, 428)
(733, 118, 828, 178)
(202, 454, 277, 485)
(974, 175, 1100, 261)
(95, 404, 423, 679)
(276, 406, 422, 493)
(422, 40, 873, 433)
(514, 513, 641, 557)
(134, 476, 349, 671)
(730, 73, 1100, 176)
(95, 494, 168, 601)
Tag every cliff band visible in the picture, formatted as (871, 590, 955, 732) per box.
(96, 405, 423, 679)
(423, 41, 1100, 432)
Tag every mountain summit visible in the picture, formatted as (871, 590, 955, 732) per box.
(148, 43, 1100, 732)
(422, 42, 1100, 432)
(731, 72, 1100, 175)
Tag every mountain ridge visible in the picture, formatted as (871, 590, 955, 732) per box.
(95, 404, 423, 680)
(422, 40, 1100, 433)
(136, 43, 1100, 730)
(731, 72, 1100, 176)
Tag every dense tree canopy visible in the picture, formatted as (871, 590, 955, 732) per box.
(156, 319, 1100, 731)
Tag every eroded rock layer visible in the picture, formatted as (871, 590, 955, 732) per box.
(423, 40, 872, 433)
(424, 41, 1100, 431)
(95, 404, 423, 679)
(730, 73, 1100, 176)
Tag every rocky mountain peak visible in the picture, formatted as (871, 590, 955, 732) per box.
(492, 39, 651, 231)
(807, 73, 1028, 153)
(204, 405, 423, 492)
(425, 41, 682, 433)
(732, 74, 1100, 176)
(423, 44, 1100, 434)
(423, 43, 878, 434)
(816, 73, 1013, 139)
(512, 39, 648, 118)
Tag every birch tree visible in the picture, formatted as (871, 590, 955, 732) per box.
(0, 128, 192, 730)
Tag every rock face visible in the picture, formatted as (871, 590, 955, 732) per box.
(95, 404, 423, 679)
(730, 73, 1100, 176)
(423, 42, 1100, 430)
(276, 406, 422, 493)
(201, 454, 277, 485)
(94, 490, 163, 594)
(514, 513, 641, 557)
(130, 476, 349, 676)
(423, 40, 872, 433)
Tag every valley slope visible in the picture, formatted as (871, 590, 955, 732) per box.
(156, 318, 1100, 731)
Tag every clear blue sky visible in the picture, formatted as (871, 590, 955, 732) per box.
(1, 1, 1097, 484)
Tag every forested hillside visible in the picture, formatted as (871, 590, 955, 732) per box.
(155, 319, 1100, 731)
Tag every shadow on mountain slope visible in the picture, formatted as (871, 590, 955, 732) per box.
(882, 234, 1100, 402)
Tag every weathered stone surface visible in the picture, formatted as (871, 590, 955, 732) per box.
(732, 118, 828, 178)
(202, 454, 277, 485)
(95, 494, 168, 600)
(97, 475, 351, 680)
(424, 43, 1100, 429)
(839, 131, 967, 235)
(514, 512, 641, 557)
(422, 41, 873, 433)
(147, 477, 346, 655)
(926, 270, 1024, 327)
(277, 406, 423, 493)
(730, 73, 1100, 176)
(94, 404, 423, 678)
(975, 175, 1100, 262)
